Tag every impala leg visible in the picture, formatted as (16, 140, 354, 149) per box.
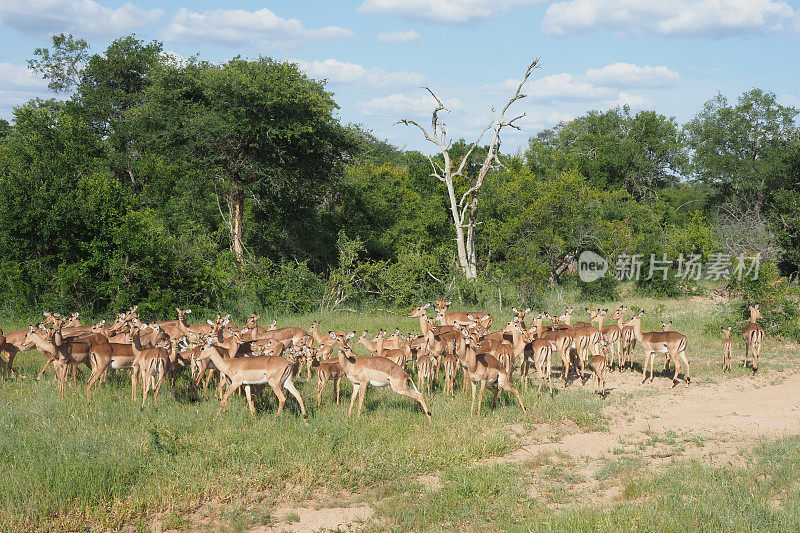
(245, 385, 255, 414)
(356, 381, 367, 419)
(678, 350, 691, 386)
(131, 366, 138, 402)
(477, 380, 487, 416)
(753, 339, 761, 372)
(283, 378, 307, 421)
(317, 373, 328, 407)
(140, 366, 150, 409)
(500, 374, 526, 413)
(649, 353, 656, 383)
(86, 363, 106, 403)
(348, 383, 360, 417)
(470, 381, 477, 418)
(37, 358, 54, 381)
(218, 381, 239, 416)
(390, 378, 432, 420)
(743, 343, 750, 368)
(335, 377, 341, 404)
(153, 363, 165, 408)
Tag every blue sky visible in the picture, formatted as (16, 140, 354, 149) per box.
(1, 0, 799, 153)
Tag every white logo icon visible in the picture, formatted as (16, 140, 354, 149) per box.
(578, 250, 608, 282)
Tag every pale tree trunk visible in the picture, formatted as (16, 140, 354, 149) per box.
(396, 60, 539, 280)
(231, 180, 244, 263)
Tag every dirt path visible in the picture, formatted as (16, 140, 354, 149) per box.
(252, 369, 800, 532)
(502, 369, 800, 467)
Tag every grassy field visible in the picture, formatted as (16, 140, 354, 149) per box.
(0, 292, 797, 531)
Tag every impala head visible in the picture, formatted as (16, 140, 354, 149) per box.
(90, 320, 107, 333)
(434, 299, 450, 311)
(661, 321, 672, 331)
(268, 319, 277, 330)
(62, 312, 81, 327)
(749, 304, 763, 320)
(722, 326, 732, 339)
(408, 303, 430, 318)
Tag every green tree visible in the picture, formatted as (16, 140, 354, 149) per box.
(684, 89, 799, 214)
(78, 35, 164, 188)
(27, 33, 90, 93)
(526, 106, 686, 199)
(134, 57, 356, 263)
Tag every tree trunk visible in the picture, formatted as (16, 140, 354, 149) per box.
(231, 181, 244, 263)
(465, 196, 479, 279)
(442, 155, 475, 279)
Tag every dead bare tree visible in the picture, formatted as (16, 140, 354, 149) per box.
(395, 59, 540, 279)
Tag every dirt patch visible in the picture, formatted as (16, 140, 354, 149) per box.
(496, 368, 800, 507)
(250, 503, 372, 533)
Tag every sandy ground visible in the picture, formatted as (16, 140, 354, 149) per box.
(232, 368, 800, 532)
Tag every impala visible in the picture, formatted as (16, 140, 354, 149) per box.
(310, 353, 343, 406)
(624, 312, 691, 387)
(722, 326, 733, 373)
(434, 300, 493, 329)
(24, 324, 96, 397)
(442, 352, 458, 397)
(331, 332, 431, 420)
(590, 349, 607, 398)
(415, 348, 434, 394)
(742, 304, 765, 372)
(596, 308, 622, 370)
(515, 325, 553, 394)
(532, 315, 573, 386)
(457, 327, 526, 417)
(86, 338, 137, 402)
(195, 337, 307, 420)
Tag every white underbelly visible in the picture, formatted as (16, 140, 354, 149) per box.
(243, 376, 269, 385)
(110, 361, 131, 370)
(370, 379, 389, 387)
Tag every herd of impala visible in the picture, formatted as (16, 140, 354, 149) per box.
(0, 300, 766, 421)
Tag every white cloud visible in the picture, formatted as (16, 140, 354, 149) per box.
(358, 0, 543, 24)
(377, 29, 421, 43)
(0, 0, 163, 37)
(608, 91, 648, 108)
(163, 8, 354, 48)
(543, 0, 797, 37)
(292, 58, 425, 91)
(529, 73, 616, 101)
(778, 94, 800, 108)
(0, 63, 48, 90)
(360, 92, 461, 117)
(586, 63, 680, 87)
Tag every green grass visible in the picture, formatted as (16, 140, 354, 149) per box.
(375, 436, 800, 532)
(0, 341, 602, 530)
(0, 293, 797, 531)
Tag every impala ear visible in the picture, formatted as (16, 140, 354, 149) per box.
(207, 319, 215, 326)
(347, 331, 355, 339)
(512, 307, 518, 313)
(43, 311, 48, 316)
(525, 308, 531, 314)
